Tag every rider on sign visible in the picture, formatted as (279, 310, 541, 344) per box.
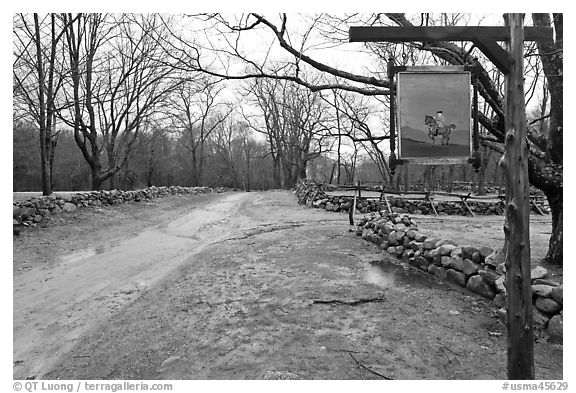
(435, 110, 445, 131)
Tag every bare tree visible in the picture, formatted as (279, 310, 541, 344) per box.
(246, 77, 332, 188)
(321, 90, 392, 186)
(60, 13, 180, 190)
(169, 78, 232, 186)
(13, 13, 75, 194)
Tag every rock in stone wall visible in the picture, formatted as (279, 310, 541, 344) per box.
(13, 185, 215, 229)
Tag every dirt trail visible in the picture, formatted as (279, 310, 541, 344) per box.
(13, 192, 254, 379)
(13, 191, 562, 380)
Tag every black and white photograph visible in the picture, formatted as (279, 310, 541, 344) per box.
(10, 11, 565, 388)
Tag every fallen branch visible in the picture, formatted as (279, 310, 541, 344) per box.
(106, 367, 119, 378)
(223, 223, 304, 241)
(327, 347, 369, 354)
(348, 352, 394, 380)
(312, 294, 386, 306)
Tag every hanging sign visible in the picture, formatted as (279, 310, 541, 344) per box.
(396, 68, 472, 164)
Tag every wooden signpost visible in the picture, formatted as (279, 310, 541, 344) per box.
(349, 14, 552, 380)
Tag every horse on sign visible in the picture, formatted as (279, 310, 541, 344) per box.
(425, 115, 456, 145)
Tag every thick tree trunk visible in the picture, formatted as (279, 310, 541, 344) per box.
(91, 167, 102, 191)
(109, 173, 117, 190)
(272, 158, 281, 189)
(147, 171, 153, 187)
(281, 160, 292, 189)
(297, 162, 307, 182)
(190, 153, 199, 186)
(39, 130, 50, 195)
(33, 14, 50, 196)
(531, 13, 563, 267)
(544, 190, 562, 265)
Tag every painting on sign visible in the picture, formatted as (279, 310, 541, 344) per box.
(397, 72, 471, 162)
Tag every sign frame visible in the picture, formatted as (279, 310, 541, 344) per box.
(387, 60, 481, 174)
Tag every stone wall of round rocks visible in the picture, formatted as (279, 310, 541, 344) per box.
(295, 181, 548, 216)
(295, 181, 562, 342)
(355, 211, 563, 342)
(13, 185, 217, 229)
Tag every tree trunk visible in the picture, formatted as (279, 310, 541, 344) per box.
(245, 150, 251, 192)
(147, 170, 153, 187)
(544, 190, 562, 265)
(39, 130, 50, 195)
(191, 153, 199, 186)
(298, 162, 307, 181)
(477, 146, 491, 196)
(33, 14, 51, 196)
(272, 158, 281, 189)
(281, 159, 291, 189)
(49, 137, 57, 191)
(109, 173, 117, 190)
(91, 167, 103, 191)
(198, 153, 204, 186)
(329, 163, 336, 185)
(337, 134, 342, 185)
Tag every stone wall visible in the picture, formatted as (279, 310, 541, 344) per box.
(355, 211, 563, 342)
(295, 181, 562, 342)
(295, 181, 547, 216)
(13, 186, 217, 229)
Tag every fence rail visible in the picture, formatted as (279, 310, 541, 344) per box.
(319, 181, 549, 217)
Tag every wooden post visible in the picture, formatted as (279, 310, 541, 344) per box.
(426, 192, 438, 216)
(349, 189, 358, 225)
(502, 13, 534, 380)
(383, 194, 392, 214)
(531, 198, 545, 216)
(460, 195, 476, 217)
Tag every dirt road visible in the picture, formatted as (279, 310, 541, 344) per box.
(13, 191, 562, 380)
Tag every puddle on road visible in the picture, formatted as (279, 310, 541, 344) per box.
(365, 260, 439, 289)
(59, 245, 107, 264)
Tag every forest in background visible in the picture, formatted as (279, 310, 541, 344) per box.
(13, 120, 504, 193)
